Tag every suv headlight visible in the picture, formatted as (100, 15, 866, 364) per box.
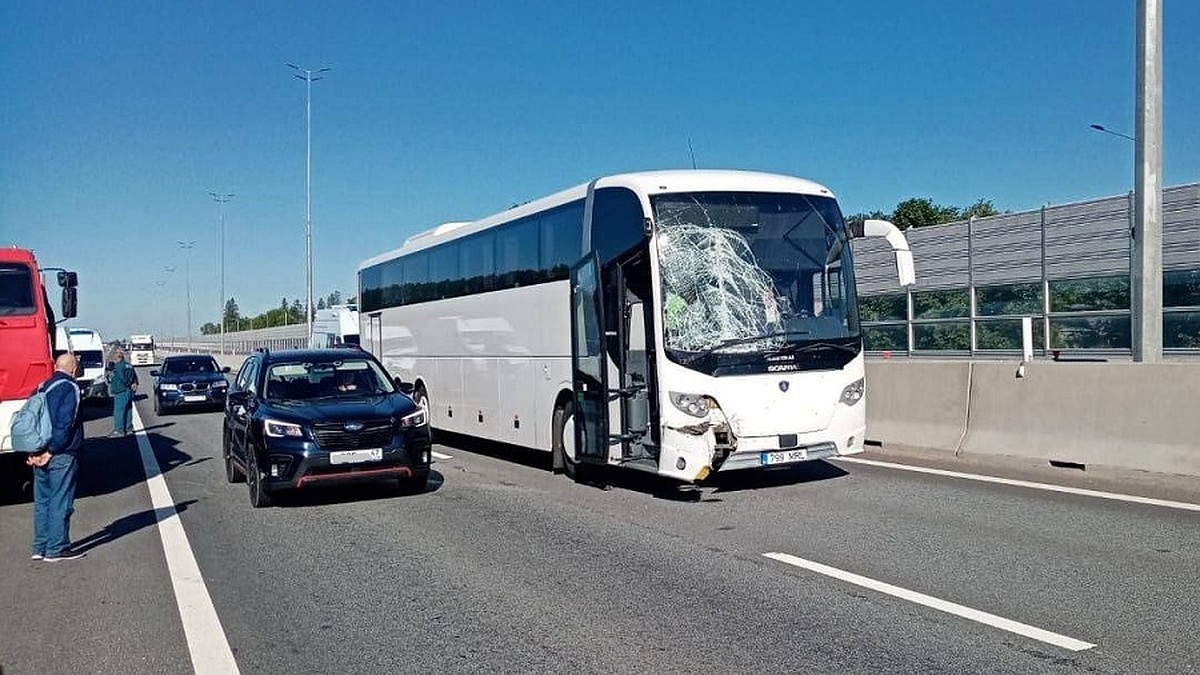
(400, 408, 427, 429)
(159, 383, 179, 391)
(211, 381, 228, 388)
(669, 392, 711, 418)
(839, 378, 865, 406)
(264, 419, 304, 438)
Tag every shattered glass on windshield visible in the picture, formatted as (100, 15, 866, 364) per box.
(657, 222, 786, 353)
(653, 192, 858, 359)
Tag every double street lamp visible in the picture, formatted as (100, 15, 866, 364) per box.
(178, 241, 196, 349)
(287, 62, 331, 344)
(209, 191, 235, 354)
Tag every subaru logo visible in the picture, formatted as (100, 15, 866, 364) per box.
(344, 422, 364, 432)
(778, 381, 790, 392)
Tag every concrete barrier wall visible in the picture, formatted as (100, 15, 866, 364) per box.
(865, 361, 970, 451)
(866, 360, 1200, 478)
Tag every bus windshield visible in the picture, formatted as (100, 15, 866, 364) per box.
(652, 192, 860, 363)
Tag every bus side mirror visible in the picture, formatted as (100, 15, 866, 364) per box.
(61, 287, 78, 318)
(860, 219, 916, 288)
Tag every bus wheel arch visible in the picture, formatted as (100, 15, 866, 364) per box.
(551, 390, 579, 477)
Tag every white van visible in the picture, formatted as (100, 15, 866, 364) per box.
(310, 305, 360, 348)
(54, 326, 110, 400)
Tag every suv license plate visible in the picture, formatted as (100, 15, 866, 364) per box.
(330, 448, 383, 465)
(760, 448, 808, 466)
(183, 394, 206, 402)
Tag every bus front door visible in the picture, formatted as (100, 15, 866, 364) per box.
(570, 256, 609, 465)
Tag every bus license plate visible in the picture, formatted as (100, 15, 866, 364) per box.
(330, 448, 383, 465)
(760, 448, 808, 466)
(183, 395, 207, 402)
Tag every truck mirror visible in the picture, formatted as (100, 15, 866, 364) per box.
(61, 287, 78, 318)
(57, 271, 78, 288)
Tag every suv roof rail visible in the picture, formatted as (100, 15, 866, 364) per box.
(254, 346, 269, 354)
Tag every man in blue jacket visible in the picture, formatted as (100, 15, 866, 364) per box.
(26, 353, 86, 562)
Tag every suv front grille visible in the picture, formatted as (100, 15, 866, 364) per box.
(312, 420, 393, 451)
(180, 382, 209, 392)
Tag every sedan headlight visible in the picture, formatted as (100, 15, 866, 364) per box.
(839, 378, 865, 406)
(264, 419, 304, 438)
(159, 383, 179, 391)
(400, 408, 427, 429)
(669, 392, 711, 418)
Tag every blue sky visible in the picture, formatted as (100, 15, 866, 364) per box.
(2, 1, 1197, 339)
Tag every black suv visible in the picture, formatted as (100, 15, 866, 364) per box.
(222, 348, 432, 507)
(151, 354, 231, 414)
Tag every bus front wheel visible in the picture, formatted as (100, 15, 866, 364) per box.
(553, 399, 584, 481)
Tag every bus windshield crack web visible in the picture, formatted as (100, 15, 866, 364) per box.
(657, 221, 786, 354)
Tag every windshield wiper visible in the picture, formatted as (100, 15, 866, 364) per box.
(682, 330, 811, 363)
(777, 340, 860, 355)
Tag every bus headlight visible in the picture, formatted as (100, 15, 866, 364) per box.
(839, 378, 865, 406)
(669, 392, 710, 418)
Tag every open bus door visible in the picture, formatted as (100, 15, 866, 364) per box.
(569, 255, 609, 467)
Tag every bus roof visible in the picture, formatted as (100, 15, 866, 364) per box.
(357, 169, 835, 270)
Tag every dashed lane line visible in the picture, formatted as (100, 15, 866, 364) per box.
(132, 405, 241, 674)
(763, 552, 1096, 652)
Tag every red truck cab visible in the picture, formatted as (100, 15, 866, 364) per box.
(0, 247, 77, 451)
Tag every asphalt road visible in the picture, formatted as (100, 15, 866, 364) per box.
(1, 378, 1198, 674)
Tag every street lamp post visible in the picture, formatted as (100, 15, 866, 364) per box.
(287, 62, 331, 345)
(209, 191, 235, 355)
(1088, 124, 1135, 142)
(178, 241, 196, 350)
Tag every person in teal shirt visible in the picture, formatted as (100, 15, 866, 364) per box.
(108, 348, 139, 437)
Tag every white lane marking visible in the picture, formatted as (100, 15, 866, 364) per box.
(431, 451, 453, 460)
(837, 456, 1200, 513)
(132, 405, 241, 674)
(763, 552, 1095, 652)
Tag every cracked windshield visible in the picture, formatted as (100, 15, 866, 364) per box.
(653, 192, 859, 358)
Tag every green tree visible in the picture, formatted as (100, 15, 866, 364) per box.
(222, 297, 240, 332)
(317, 297, 327, 311)
(327, 290, 342, 307)
(200, 322, 220, 335)
(892, 197, 960, 230)
(961, 199, 1000, 220)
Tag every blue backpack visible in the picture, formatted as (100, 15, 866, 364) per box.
(9, 379, 77, 452)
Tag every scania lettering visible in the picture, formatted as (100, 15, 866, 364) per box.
(358, 170, 914, 483)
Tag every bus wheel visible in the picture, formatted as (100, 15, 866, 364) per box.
(553, 399, 582, 480)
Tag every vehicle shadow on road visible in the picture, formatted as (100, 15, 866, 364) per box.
(270, 469, 445, 508)
(71, 500, 197, 554)
(707, 460, 848, 493)
(76, 432, 194, 500)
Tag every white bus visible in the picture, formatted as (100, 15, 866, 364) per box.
(129, 334, 155, 366)
(358, 170, 914, 483)
(310, 305, 360, 348)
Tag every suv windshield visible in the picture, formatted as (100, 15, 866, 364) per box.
(263, 358, 395, 401)
(652, 191, 860, 362)
(163, 357, 218, 375)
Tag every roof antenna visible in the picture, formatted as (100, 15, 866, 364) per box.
(687, 136, 697, 170)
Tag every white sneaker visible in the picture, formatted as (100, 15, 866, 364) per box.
(31, 553, 44, 561)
